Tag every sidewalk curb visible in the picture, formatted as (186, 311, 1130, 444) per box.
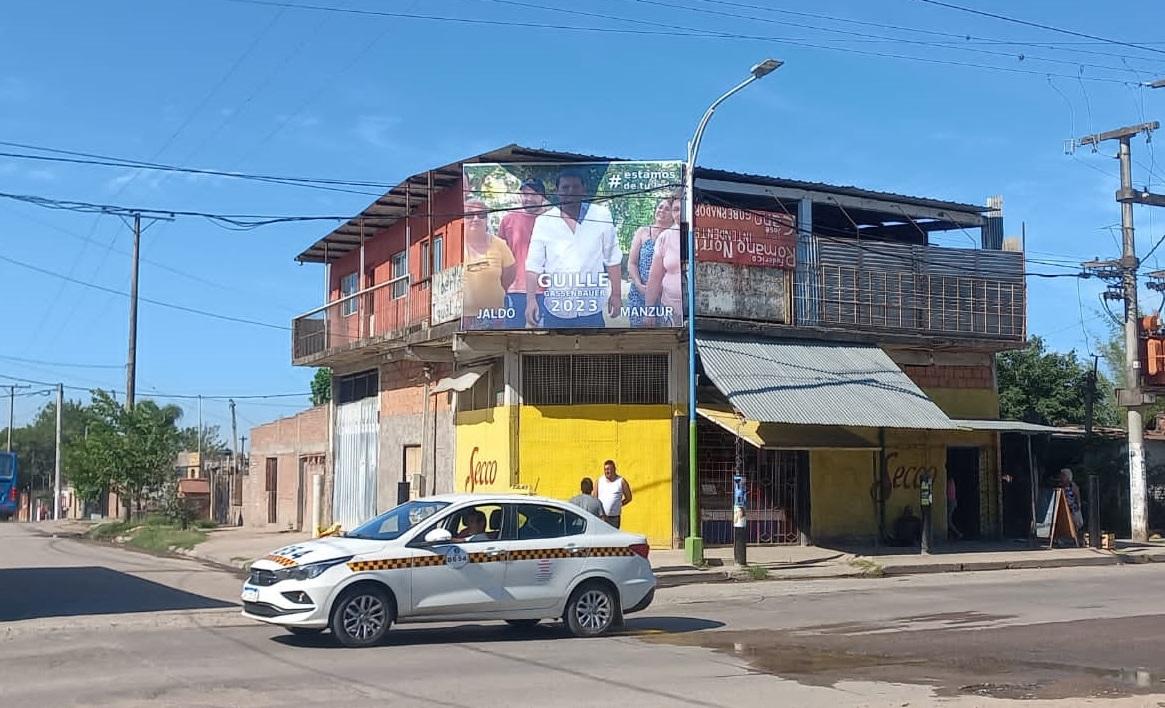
(654, 551, 1144, 587)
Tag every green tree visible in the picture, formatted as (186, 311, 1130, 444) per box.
(7, 398, 88, 499)
(67, 391, 183, 520)
(996, 336, 1119, 427)
(311, 368, 332, 406)
(178, 425, 229, 456)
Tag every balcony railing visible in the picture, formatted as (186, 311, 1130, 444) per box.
(809, 263, 1025, 340)
(292, 276, 432, 362)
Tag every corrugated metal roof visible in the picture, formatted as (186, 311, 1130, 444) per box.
(697, 336, 957, 430)
(952, 419, 1084, 435)
(296, 143, 988, 263)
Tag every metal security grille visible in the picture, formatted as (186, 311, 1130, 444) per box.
(522, 354, 668, 405)
(697, 420, 803, 545)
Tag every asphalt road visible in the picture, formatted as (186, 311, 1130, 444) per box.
(2, 523, 1164, 707)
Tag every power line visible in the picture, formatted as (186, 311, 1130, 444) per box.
(5, 205, 306, 312)
(222, 0, 1138, 84)
(0, 253, 291, 331)
(691, 0, 1165, 61)
(914, 0, 1165, 58)
(0, 355, 122, 370)
(623, 0, 1165, 74)
(0, 372, 306, 401)
(0, 141, 394, 191)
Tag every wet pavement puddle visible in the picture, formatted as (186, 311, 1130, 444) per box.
(645, 624, 1165, 701)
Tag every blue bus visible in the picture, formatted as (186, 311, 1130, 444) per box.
(0, 452, 17, 520)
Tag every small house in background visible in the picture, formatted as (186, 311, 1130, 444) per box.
(242, 406, 327, 531)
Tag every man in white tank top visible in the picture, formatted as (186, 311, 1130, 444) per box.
(594, 460, 633, 529)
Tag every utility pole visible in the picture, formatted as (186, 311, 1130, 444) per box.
(1077, 121, 1163, 542)
(197, 394, 204, 477)
(229, 399, 238, 525)
(7, 385, 29, 452)
(125, 213, 141, 409)
(53, 383, 62, 520)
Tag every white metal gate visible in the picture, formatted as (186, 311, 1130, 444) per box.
(333, 397, 378, 529)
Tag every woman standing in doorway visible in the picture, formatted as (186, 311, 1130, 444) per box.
(947, 475, 963, 540)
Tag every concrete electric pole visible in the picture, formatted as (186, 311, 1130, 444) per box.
(53, 383, 62, 521)
(1077, 121, 1163, 542)
(125, 213, 141, 410)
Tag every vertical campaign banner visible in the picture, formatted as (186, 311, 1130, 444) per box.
(461, 161, 684, 330)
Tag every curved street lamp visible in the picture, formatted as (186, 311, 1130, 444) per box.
(684, 59, 782, 565)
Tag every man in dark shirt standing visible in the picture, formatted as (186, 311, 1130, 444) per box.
(499, 178, 546, 328)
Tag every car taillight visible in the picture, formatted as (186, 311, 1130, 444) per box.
(7, 487, 15, 502)
(629, 543, 649, 559)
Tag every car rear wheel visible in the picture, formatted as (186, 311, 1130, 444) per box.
(330, 585, 393, 647)
(564, 582, 618, 638)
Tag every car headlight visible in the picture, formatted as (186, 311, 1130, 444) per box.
(273, 556, 352, 583)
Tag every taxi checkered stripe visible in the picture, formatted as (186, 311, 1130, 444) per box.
(264, 554, 297, 567)
(346, 545, 637, 572)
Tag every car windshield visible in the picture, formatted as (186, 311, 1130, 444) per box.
(345, 500, 449, 541)
(0, 453, 14, 480)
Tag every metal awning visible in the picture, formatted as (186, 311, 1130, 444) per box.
(697, 336, 957, 430)
(697, 407, 880, 449)
(952, 419, 1084, 435)
(431, 367, 489, 394)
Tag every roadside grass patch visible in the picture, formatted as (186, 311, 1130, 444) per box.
(126, 525, 207, 553)
(849, 558, 885, 577)
(88, 520, 134, 540)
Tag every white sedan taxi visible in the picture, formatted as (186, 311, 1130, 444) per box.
(241, 494, 656, 647)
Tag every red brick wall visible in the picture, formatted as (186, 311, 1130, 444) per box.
(903, 364, 994, 390)
(379, 361, 454, 416)
(243, 407, 329, 529)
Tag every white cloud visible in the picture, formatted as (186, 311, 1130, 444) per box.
(354, 115, 399, 149)
(28, 168, 55, 182)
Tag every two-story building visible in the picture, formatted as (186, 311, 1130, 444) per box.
(289, 145, 1025, 549)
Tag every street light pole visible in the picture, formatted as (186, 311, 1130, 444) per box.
(684, 58, 782, 565)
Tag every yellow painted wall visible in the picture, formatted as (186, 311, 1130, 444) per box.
(923, 388, 1000, 420)
(517, 405, 673, 548)
(454, 407, 518, 493)
(810, 429, 999, 542)
(809, 449, 880, 539)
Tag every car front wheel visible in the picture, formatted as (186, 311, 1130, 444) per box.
(564, 582, 618, 637)
(330, 585, 393, 647)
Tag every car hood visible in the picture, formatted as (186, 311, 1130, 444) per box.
(250, 536, 390, 570)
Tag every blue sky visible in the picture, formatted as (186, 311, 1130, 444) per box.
(1, 0, 1163, 435)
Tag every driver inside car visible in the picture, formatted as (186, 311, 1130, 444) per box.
(453, 509, 490, 542)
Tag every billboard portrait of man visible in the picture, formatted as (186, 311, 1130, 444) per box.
(498, 178, 547, 329)
(524, 168, 623, 328)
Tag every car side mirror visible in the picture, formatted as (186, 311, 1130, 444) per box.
(424, 528, 453, 544)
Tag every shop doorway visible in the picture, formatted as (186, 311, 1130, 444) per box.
(947, 447, 981, 539)
(697, 420, 805, 545)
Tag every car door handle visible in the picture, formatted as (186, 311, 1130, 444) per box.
(566, 546, 585, 555)
(486, 548, 506, 558)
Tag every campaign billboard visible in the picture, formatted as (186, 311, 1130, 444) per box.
(694, 203, 797, 269)
(461, 161, 684, 331)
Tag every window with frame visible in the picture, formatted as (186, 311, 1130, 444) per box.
(513, 504, 586, 540)
(522, 353, 668, 405)
(335, 369, 379, 404)
(456, 360, 505, 412)
(391, 251, 408, 299)
(420, 241, 432, 280)
(436, 504, 505, 543)
(433, 236, 444, 272)
(340, 272, 358, 316)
